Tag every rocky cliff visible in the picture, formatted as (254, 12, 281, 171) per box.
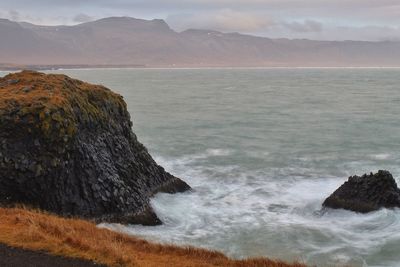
(0, 71, 190, 225)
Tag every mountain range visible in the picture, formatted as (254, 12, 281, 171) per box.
(1, 16, 400, 68)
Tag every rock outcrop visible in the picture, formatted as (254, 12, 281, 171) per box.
(323, 170, 400, 213)
(0, 71, 190, 225)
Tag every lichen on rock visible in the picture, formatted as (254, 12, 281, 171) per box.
(0, 70, 190, 225)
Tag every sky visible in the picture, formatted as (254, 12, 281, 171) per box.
(1, 0, 400, 41)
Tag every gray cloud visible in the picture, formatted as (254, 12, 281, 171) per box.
(73, 13, 93, 23)
(167, 9, 274, 32)
(261, 24, 400, 41)
(325, 25, 400, 41)
(283, 20, 323, 33)
(8, 10, 20, 21)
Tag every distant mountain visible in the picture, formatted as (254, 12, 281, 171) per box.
(1, 16, 400, 67)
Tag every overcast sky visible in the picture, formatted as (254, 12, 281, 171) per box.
(1, 0, 400, 41)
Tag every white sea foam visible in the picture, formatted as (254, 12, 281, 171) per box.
(370, 153, 391, 160)
(101, 147, 400, 267)
(205, 148, 233, 156)
(103, 152, 400, 267)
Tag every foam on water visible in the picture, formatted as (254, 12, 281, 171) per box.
(102, 151, 400, 267)
(370, 153, 392, 160)
(205, 148, 233, 156)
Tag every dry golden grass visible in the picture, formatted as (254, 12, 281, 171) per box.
(0, 207, 306, 267)
(0, 70, 122, 108)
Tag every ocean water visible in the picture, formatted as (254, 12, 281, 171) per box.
(2, 68, 400, 266)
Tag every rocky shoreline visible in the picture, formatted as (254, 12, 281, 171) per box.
(0, 71, 190, 225)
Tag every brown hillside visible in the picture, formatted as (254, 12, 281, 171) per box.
(0, 207, 306, 267)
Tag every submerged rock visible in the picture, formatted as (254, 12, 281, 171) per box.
(323, 170, 400, 213)
(0, 71, 190, 225)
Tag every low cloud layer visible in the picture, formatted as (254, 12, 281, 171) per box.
(73, 13, 93, 23)
(167, 9, 274, 32)
(283, 20, 323, 33)
(1, 0, 400, 41)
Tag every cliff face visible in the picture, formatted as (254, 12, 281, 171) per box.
(0, 71, 190, 225)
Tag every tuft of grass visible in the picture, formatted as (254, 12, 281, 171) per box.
(0, 207, 306, 267)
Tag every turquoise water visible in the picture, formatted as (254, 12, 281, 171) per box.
(3, 68, 400, 266)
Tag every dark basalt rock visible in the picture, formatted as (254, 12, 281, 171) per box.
(323, 170, 400, 213)
(0, 71, 190, 225)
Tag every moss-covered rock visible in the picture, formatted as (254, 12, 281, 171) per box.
(0, 71, 190, 225)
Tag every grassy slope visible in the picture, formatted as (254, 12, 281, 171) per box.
(0, 207, 306, 267)
(0, 71, 127, 139)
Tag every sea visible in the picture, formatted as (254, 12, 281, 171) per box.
(2, 68, 400, 267)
